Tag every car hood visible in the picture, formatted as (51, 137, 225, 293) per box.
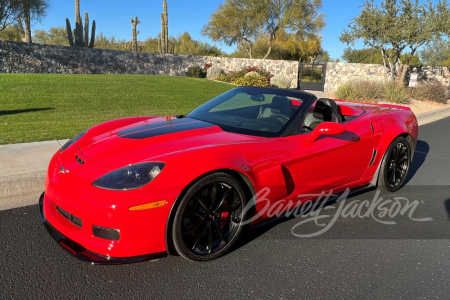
(78, 116, 262, 169)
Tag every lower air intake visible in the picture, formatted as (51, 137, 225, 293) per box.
(56, 205, 83, 228)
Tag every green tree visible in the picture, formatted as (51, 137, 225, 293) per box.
(315, 50, 330, 63)
(343, 47, 421, 65)
(174, 32, 224, 56)
(33, 26, 68, 45)
(297, 34, 324, 63)
(94, 33, 128, 50)
(230, 32, 327, 62)
(420, 38, 450, 66)
(343, 47, 384, 64)
(203, 0, 324, 59)
(143, 37, 160, 52)
(15, 0, 49, 43)
(0, 24, 22, 41)
(0, 0, 20, 31)
(340, 0, 449, 82)
(202, 0, 258, 58)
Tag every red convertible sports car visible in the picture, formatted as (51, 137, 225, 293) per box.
(39, 86, 418, 263)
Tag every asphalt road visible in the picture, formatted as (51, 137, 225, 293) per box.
(1, 117, 450, 300)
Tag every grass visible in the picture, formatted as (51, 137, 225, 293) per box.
(0, 74, 233, 144)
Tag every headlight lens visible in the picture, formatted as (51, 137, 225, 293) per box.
(92, 162, 165, 191)
(60, 129, 88, 153)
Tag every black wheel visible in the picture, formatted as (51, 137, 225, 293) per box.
(172, 173, 247, 261)
(378, 136, 411, 192)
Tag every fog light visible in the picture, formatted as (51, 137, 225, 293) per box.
(93, 226, 120, 241)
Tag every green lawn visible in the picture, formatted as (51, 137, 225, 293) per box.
(0, 74, 233, 144)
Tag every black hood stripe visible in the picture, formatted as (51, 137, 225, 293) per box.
(118, 118, 215, 139)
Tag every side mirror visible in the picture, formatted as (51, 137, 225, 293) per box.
(307, 122, 345, 142)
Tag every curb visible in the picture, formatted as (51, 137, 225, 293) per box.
(0, 172, 46, 198)
(0, 140, 66, 209)
(0, 173, 45, 211)
(416, 106, 450, 125)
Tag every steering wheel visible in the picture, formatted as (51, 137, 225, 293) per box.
(271, 114, 289, 124)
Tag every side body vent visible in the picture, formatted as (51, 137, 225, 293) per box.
(75, 155, 85, 164)
(369, 150, 377, 167)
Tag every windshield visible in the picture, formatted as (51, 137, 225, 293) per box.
(188, 87, 310, 137)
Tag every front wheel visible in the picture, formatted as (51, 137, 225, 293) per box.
(378, 136, 411, 192)
(172, 173, 247, 261)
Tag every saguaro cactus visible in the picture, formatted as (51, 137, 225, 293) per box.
(66, 0, 96, 48)
(160, 0, 169, 53)
(131, 16, 140, 52)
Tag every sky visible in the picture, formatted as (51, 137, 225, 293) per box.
(32, 0, 441, 60)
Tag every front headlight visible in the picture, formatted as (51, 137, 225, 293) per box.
(92, 162, 165, 191)
(60, 129, 88, 153)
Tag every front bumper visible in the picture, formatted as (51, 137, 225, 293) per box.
(39, 192, 168, 264)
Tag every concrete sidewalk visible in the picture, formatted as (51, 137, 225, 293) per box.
(0, 140, 67, 210)
(1, 107, 450, 211)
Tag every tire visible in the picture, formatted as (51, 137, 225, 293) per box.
(378, 136, 411, 192)
(172, 172, 247, 261)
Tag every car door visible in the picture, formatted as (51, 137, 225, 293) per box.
(287, 118, 374, 202)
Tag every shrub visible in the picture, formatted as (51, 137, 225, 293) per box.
(206, 65, 223, 80)
(232, 75, 270, 87)
(215, 73, 238, 83)
(234, 66, 272, 80)
(335, 80, 390, 102)
(353, 80, 384, 100)
(186, 66, 206, 78)
(384, 82, 409, 104)
(335, 80, 417, 104)
(213, 66, 272, 86)
(244, 71, 260, 78)
(271, 76, 291, 89)
(411, 80, 448, 104)
(335, 81, 357, 100)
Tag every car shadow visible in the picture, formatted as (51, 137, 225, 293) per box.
(232, 193, 347, 251)
(404, 140, 429, 184)
(233, 141, 430, 253)
(0, 108, 54, 116)
(445, 199, 450, 222)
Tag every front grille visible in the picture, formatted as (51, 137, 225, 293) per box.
(56, 205, 83, 228)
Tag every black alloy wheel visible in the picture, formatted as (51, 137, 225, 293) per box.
(173, 173, 247, 261)
(379, 136, 411, 192)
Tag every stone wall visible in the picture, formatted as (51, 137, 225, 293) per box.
(325, 62, 450, 92)
(1, 41, 448, 93)
(325, 62, 389, 92)
(0, 41, 299, 88)
(407, 65, 450, 90)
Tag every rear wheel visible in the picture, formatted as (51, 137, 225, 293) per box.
(378, 136, 411, 192)
(172, 173, 247, 261)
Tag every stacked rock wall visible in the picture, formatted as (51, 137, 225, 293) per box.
(1, 41, 448, 92)
(0, 41, 299, 88)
